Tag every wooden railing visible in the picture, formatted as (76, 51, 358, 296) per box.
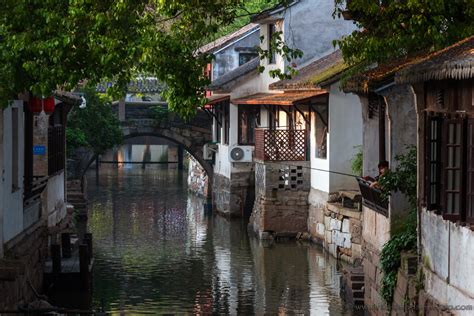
(24, 176, 48, 206)
(255, 128, 307, 161)
(356, 177, 388, 217)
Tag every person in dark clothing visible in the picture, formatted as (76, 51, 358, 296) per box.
(370, 160, 389, 188)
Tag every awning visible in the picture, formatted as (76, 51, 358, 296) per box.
(205, 94, 230, 107)
(231, 90, 327, 106)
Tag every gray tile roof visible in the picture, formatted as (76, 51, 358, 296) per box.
(270, 50, 344, 90)
(207, 58, 260, 91)
(199, 23, 259, 54)
(396, 35, 474, 84)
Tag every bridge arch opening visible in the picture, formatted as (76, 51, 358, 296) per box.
(119, 133, 212, 178)
(76, 133, 212, 196)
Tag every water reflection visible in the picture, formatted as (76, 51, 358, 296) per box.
(87, 167, 351, 315)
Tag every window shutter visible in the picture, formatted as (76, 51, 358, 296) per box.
(426, 114, 442, 211)
(467, 119, 474, 223)
(442, 118, 464, 221)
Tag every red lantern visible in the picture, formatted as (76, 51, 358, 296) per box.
(29, 97, 43, 113)
(43, 97, 55, 114)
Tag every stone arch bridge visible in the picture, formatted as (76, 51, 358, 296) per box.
(68, 101, 213, 180)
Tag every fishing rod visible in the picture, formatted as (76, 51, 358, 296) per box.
(256, 161, 360, 179)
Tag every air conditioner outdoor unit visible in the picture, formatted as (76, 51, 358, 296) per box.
(203, 143, 218, 160)
(229, 145, 253, 163)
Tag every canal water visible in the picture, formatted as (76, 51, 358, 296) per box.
(87, 149, 352, 315)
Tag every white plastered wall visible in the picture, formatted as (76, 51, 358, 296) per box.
(2, 101, 25, 243)
(310, 82, 363, 195)
(213, 70, 276, 179)
(328, 82, 363, 192)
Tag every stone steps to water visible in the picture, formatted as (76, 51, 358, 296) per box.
(341, 266, 365, 308)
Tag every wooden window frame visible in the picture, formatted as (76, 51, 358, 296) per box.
(238, 105, 260, 145)
(425, 114, 474, 224)
(466, 118, 474, 223)
(425, 114, 443, 211)
(441, 118, 465, 221)
(313, 103, 328, 159)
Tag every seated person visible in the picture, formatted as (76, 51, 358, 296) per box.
(363, 161, 389, 189)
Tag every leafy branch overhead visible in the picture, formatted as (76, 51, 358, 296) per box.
(2, 1, 472, 118)
(67, 88, 122, 156)
(333, 0, 474, 66)
(0, 1, 282, 117)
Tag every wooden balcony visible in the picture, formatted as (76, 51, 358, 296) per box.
(356, 177, 388, 217)
(255, 128, 308, 161)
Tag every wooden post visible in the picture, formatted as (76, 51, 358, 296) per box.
(61, 233, 71, 258)
(51, 244, 61, 274)
(84, 233, 93, 264)
(79, 244, 90, 290)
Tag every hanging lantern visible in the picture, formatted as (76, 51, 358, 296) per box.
(43, 97, 55, 114)
(29, 97, 43, 113)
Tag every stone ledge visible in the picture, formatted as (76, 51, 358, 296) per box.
(327, 202, 361, 219)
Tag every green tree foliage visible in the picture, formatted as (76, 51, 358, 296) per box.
(67, 88, 122, 156)
(0, 0, 284, 118)
(334, 0, 474, 65)
(351, 145, 363, 176)
(211, 0, 281, 40)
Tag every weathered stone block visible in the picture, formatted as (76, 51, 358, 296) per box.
(352, 243, 363, 259)
(351, 235, 362, 244)
(363, 258, 377, 283)
(325, 230, 332, 244)
(328, 243, 337, 257)
(342, 233, 352, 249)
(309, 206, 325, 223)
(324, 216, 331, 229)
(316, 223, 325, 236)
(330, 218, 342, 231)
(342, 218, 350, 233)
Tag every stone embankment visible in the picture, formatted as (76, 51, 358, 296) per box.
(310, 191, 363, 264)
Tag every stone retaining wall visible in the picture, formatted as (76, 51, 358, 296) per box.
(249, 161, 310, 237)
(0, 223, 48, 310)
(212, 171, 254, 217)
(187, 156, 209, 197)
(309, 200, 363, 264)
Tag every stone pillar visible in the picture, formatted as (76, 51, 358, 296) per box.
(118, 98, 126, 122)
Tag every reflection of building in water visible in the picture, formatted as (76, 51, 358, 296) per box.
(250, 239, 311, 315)
(212, 216, 255, 315)
(307, 247, 347, 315)
(185, 195, 208, 254)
